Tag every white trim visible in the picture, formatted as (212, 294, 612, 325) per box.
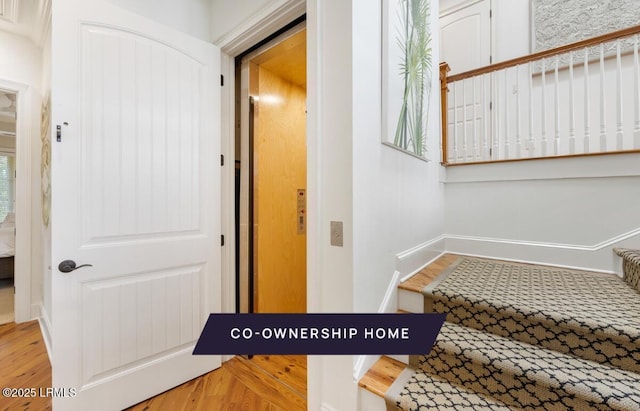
(377, 270, 401, 313)
(442, 152, 640, 183)
(446, 226, 640, 252)
(219, 51, 235, 317)
(214, 0, 306, 56)
(353, 354, 374, 382)
(399, 250, 446, 283)
(395, 235, 445, 281)
(38, 303, 52, 361)
(0, 0, 18, 23)
(444, 232, 640, 274)
(218, 0, 307, 319)
(0, 79, 33, 324)
(439, 0, 485, 18)
(33, 0, 52, 48)
(353, 269, 401, 382)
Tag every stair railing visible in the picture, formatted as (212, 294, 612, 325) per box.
(441, 25, 640, 165)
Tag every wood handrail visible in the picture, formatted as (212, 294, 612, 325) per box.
(447, 24, 640, 83)
(440, 62, 450, 164)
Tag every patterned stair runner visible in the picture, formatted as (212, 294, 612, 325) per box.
(388, 255, 640, 411)
(614, 248, 640, 292)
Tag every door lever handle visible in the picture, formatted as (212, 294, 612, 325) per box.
(58, 260, 93, 273)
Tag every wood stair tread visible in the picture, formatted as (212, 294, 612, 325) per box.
(398, 253, 459, 292)
(358, 355, 406, 397)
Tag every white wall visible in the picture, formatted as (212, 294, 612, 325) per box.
(444, 155, 640, 273)
(307, 0, 446, 408)
(210, 0, 305, 55)
(105, 0, 211, 41)
(210, 0, 274, 42)
(306, 1, 356, 409)
(353, 1, 444, 313)
(0, 29, 44, 322)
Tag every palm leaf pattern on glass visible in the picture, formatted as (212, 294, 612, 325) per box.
(394, 0, 432, 157)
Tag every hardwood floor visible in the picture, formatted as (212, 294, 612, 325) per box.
(128, 355, 307, 411)
(0, 321, 306, 411)
(0, 320, 52, 411)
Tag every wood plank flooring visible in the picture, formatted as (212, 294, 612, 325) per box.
(128, 355, 306, 411)
(0, 320, 52, 411)
(0, 320, 306, 411)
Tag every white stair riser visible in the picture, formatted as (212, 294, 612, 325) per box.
(398, 289, 424, 313)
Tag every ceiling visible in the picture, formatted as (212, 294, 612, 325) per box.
(251, 29, 306, 89)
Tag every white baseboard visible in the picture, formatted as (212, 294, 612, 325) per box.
(38, 304, 52, 362)
(30, 303, 41, 321)
(354, 237, 445, 382)
(396, 236, 445, 281)
(445, 228, 640, 274)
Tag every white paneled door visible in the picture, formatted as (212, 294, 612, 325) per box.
(441, 0, 492, 163)
(50, 0, 221, 409)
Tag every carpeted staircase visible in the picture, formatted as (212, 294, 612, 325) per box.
(386, 253, 640, 410)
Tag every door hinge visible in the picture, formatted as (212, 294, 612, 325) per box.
(221, 154, 224, 166)
(490, 101, 493, 110)
(221, 235, 225, 246)
(490, 55, 493, 64)
(221, 74, 224, 86)
(489, 148, 493, 157)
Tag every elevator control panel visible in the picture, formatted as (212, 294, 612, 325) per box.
(297, 189, 306, 235)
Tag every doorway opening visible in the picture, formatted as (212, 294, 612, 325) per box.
(0, 89, 17, 325)
(235, 22, 307, 314)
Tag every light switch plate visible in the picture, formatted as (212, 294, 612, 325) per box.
(330, 221, 343, 247)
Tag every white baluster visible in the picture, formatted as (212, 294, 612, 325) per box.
(493, 71, 499, 158)
(504, 69, 510, 159)
(528, 61, 535, 156)
(513, 65, 520, 158)
(616, 40, 623, 150)
(584, 46, 591, 153)
(462, 78, 468, 160)
(472, 76, 478, 160)
(635, 35, 640, 148)
(599, 43, 607, 151)
(554, 55, 560, 155)
(482, 73, 490, 159)
(452, 81, 458, 162)
(541, 58, 547, 156)
(569, 51, 576, 154)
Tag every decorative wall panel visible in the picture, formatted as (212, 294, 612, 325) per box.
(533, 0, 640, 51)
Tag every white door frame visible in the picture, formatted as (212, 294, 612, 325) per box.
(0, 79, 33, 324)
(217, 0, 306, 320)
